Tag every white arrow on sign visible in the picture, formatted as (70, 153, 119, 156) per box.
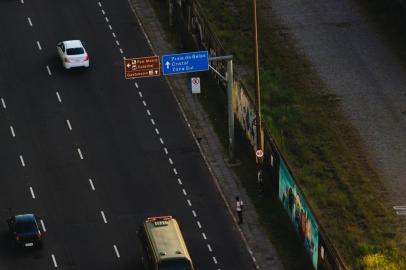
(165, 61, 170, 69)
(126, 63, 131, 68)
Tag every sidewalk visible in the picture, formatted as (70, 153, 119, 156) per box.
(127, 0, 284, 269)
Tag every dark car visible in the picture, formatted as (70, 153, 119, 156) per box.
(7, 214, 43, 248)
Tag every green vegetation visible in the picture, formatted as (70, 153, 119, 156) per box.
(149, 0, 405, 269)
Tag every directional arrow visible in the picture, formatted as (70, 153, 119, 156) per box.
(126, 63, 131, 68)
(165, 61, 170, 69)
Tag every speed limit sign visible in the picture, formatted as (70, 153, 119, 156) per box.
(256, 149, 264, 158)
(190, 77, 201, 94)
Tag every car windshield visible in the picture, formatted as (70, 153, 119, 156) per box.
(15, 219, 37, 234)
(66, 47, 84, 55)
(158, 259, 191, 270)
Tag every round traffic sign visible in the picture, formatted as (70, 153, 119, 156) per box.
(255, 149, 264, 158)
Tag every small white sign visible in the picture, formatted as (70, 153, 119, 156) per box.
(190, 77, 201, 94)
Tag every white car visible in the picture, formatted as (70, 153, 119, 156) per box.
(57, 40, 89, 69)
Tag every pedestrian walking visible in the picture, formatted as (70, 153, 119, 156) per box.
(236, 196, 244, 224)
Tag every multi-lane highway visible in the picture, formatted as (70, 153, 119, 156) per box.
(0, 0, 254, 269)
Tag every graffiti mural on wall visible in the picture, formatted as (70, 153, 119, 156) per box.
(233, 80, 257, 147)
(279, 160, 319, 269)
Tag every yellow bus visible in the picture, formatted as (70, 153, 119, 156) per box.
(139, 216, 195, 270)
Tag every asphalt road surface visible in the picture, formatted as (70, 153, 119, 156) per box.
(0, 0, 254, 269)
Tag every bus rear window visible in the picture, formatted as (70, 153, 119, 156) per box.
(159, 259, 192, 270)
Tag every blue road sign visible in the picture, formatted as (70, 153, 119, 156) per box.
(162, 51, 209, 75)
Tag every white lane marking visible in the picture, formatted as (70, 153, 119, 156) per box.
(113, 245, 120, 258)
(164, 147, 168, 155)
(155, 128, 160, 135)
(253, 257, 257, 262)
(173, 168, 178, 175)
(108, 24, 112, 30)
(213, 256, 218, 264)
(46, 65, 52, 76)
(19, 155, 25, 167)
(1, 98, 6, 109)
(168, 158, 173, 165)
(36, 41, 42, 50)
(29, 187, 36, 199)
(77, 148, 84, 160)
(89, 178, 95, 191)
(101, 9, 105, 15)
(151, 119, 155, 125)
(197, 221, 202, 229)
(51, 254, 58, 268)
(182, 188, 187, 196)
(40, 219, 46, 232)
(56, 92, 62, 103)
(177, 178, 182, 185)
(135, 82, 139, 88)
(159, 138, 164, 144)
(192, 210, 197, 217)
(119, 48, 123, 54)
(105, 17, 109, 23)
(112, 32, 116, 38)
(202, 232, 207, 240)
(146, 109, 151, 116)
(27, 17, 32, 27)
(100, 211, 107, 223)
(10, 126, 15, 137)
(115, 40, 120, 46)
(187, 199, 192, 206)
(207, 244, 212, 252)
(98, 1, 102, 7)
(66, 119, 72, 131)
(142, 100, 147, 107)
(138, 91, 143, 98)
(20, 0, 24, 4)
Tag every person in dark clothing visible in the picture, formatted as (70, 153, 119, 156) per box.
(236, 196, 244, 224)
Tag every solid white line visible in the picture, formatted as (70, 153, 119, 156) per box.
(393, 206, 406, 210)
(112, 32, 116, 38)
(29, 187, 36, 199)
(177, 178, 182, 185)
(10, 126, 15, 137)
(89, 179, 95, 191)
(36, 41, 42, 50)
(187, 199, 192, 206)
(207, 244, 212, 252)
(182, 188, 187, 196)
(197, 221, 202, 229)
(108, 24, 112, 30)
(56, 92, 62, 103)
(98, 1, 102, 7)
(66, 119, 72, 131)
(155, 128, 160, 135)
(46, 65, 52, 76)
(115, 40, 120, 46)
(168, 158, 173, 165)
(77, 148, 84, 160)
(146, 109, 151, 116)
(113, 245, 120, 258)
(159, 138, 164, 144)
(51, 254, 58, 268)
(192, 210, 197, 217)
(173, 168, 177, 175)
(100, 211, 107, 223)
(40, 219, 46, 232)
(164, 147, 168, 155)
(202, 232, 207, 240)
(101, 9, 105, 15)
(105, 17, 109, 23)
(1, 98, 6, 109)
(142, 100, 147, 107)
(19, 155, 25, 167)
(27, 17, 32, 27)
(138, 91, 143, 98)
(213, 256, 218, 264)
(135, 82, 139, 88)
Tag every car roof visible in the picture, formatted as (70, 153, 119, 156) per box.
(63, 40, 84, 49)
(15, 214, 36, 223)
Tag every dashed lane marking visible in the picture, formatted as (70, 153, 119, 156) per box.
(112, 32, 116, 38)
(40, 219, 46, 232)
(10, 126, 15, 137)
(36, 41, 42, 51)
(115, 40, 120, 46)
(138, 91, 142, 98)
(29, 187, 36, 199)
(202, 233, 207, 240)
(177, 178, 182, 185)
(197, 221, 202, 229)
(77, 148, 84, 160)
(108, 24, 112, 30)
(27, 17, 32, 27)
(192, 210, 197, 217)
(89, 179, 95, 191)
(1, 98, 6, 109)
(98, 1, 102, 7)
(207, 244, 212, 252)
(187, 199, 192, 206)
(20, 0, 24, 4)
(146, 109, 151, 116)
(46, 65, 52, 76)
(100, 211, 107, 223)
(159, 138, 164, 144)
(105, 17, 109, 23)
(182, 188, 187, 196)
(173, 168, 178, 175)
(119, 48, 123, 54)
(151, 119, 155, 125)
(19, 155, 25, 167)
(56, 92, 62, 103)
(101, 9, 105, 15)
(164, 147, 168, 155)
(51, 254, 58, 268)
(142, 100, 147, 107)
(135, 82, 139, 88)
(66, 120, 72, 131)
(212, 256, 218, 264)
(155, 128, 160, 135)
(168, 158, 173, 165)
(113, 245, 120, 258)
